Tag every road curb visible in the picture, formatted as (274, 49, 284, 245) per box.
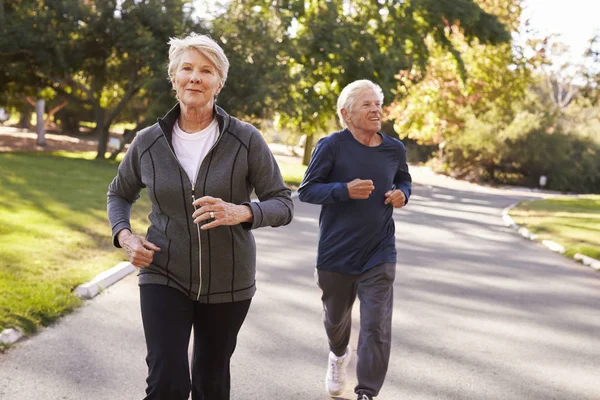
(74, 261, 136, 299)
(0, 262, 136, 346)
(0, 328, 23, 346)
(502, 203, 599, 272)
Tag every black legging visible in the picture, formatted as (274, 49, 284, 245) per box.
(140, 284, 251, 400)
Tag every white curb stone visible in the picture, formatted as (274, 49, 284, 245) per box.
(501, 203, 520, 229)
(502, 201, 599, 272)
(518, 226, 536, 240)
(75, 261, 136, 299)
(574, 254, 600, 271)
(542, 240, 566, 254)
(0, 328, 23, 345)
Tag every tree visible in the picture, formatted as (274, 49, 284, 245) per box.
(209, 0, 297, 125)
(387, 0, 527, 148)
(207, 0, 510, 164)
(0, 0, 201, 158)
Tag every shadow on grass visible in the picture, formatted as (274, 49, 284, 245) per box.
(0, 152, 150, 334)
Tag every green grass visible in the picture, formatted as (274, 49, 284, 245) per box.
(0, 151, 305, 342)
(277, 160, 307, 187)
(509, 196, 600, 261)
(0, 152, 151, 340)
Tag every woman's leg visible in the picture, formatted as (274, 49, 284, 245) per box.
(140, 284, 194, 400)
(190, 299, 252, 400)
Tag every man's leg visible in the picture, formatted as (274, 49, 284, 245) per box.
(355, 263, 396, 398)
(190, 299, 251, 400)
(317, 269, 357, 395)
(316, 269, 357, 356)
(140, 284, 194, 400)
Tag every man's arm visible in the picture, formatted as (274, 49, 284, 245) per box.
(393, 144, 412, 205)
(298, 139, 349, 205)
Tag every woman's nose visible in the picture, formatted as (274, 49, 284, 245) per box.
(189, 71, 201, 83)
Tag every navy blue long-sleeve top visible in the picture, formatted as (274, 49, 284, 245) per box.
(298, 129, 412, 274)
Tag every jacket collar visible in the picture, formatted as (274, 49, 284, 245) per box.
(157, 103, 230, 148)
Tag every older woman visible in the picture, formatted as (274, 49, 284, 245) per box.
(107, 33, 293, 400)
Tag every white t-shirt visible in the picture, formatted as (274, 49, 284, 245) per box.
(172, 118, 219, 186)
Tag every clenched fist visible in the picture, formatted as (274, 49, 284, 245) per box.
(118, 230, 161, 268)
(347, 179, 375, 200)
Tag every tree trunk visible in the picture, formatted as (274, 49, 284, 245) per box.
(0, 0, 5, 29)
(35, 99, 46, 147)
(302, 133, 314, 166)
(95, 107, 108, 159)
(18, 103, 33, 130)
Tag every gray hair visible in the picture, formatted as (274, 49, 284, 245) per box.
(336, 80, 384, 128)
(167, 33, 229, 88)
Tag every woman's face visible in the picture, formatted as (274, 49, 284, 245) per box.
(172, 49, 223, 110)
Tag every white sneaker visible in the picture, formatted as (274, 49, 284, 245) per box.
(325, 345, 352, 396)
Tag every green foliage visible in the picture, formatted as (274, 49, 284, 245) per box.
(0, 0, 201, 156)
(505, 129, 600, 193)
(201, 0, 510, 163)
(389, 0, 528, 146)
(442, 89, 600, 193)
(209, 0, 296, 124)
(3, 0, 513, 162)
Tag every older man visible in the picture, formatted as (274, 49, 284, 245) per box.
(298, 80, 411, 400)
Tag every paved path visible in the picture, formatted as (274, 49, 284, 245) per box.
(0, 174, 599, 399)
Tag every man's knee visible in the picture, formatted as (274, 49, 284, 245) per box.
(324, 306, 352, 327)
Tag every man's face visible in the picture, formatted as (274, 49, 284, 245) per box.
(344, 89, 382, 134)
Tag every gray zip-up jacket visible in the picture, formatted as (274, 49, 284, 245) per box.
(107, 104, 293, 303)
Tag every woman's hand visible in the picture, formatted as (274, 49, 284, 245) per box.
(118, 230, 161, 268)
(192, 196, 253, 230)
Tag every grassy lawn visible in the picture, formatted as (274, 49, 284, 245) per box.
(0, 151, 152, 341)
(0, 151, 306, 342)
(509, 196, 600, 261)
(276, 160, 307, 187)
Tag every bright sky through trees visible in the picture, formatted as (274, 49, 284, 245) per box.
(522, 0, 600, 61)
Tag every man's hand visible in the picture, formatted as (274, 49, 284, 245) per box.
(118, 230, 161, 268)
(192, 196, 254, 230)
(347, 178, 375, 199)
(384, 189, 406, 208)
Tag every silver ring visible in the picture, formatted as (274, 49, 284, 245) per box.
(209, 211, 215, 219)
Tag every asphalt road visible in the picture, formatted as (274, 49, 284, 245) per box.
(0, 178, 599, 399)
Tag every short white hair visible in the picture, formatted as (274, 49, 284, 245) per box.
(167, 33, 229, 88)
(336, 80, 384, 128)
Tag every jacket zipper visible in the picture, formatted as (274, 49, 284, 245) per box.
(191, 188, 202, 301)
(160, 120, 226, 301)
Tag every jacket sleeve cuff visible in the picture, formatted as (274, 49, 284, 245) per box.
(398, 186, 410, 205)
(241, 201, 261, 230)
(335, 182, 350, 202)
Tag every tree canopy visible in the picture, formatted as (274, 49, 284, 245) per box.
(1, 0, 201, 158)
(3, 0, 597, 192)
